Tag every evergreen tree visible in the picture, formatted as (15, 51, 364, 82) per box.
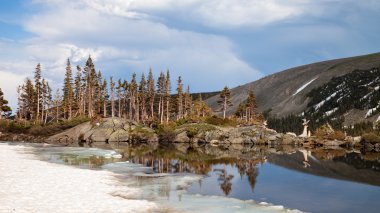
(44, 82, 53, 124)
(17, 85, 24, 120)
(74, 65, 84, 116)
(34, 63, 42, 122)
(245, 89, 257, 122)
(176, 76, 183, 120)
(22, 78, 35, 120)
(84, 56, 96, 117)
(110, 76, 115, 117)
(139, 73, 147, 122)
(193, 94, 212, 118)
(184, 85, 192, 118)
(62, 59, 74, 119)
(54, 89, 62, 123)
(0, 88, 11, 119)
(218, 86, 232, 119)
(101, 79, 108, 117)
(157, 72, 166, 124)
(129, 73, 138, 121)
(147, 68, 155, 119)
(165, 70, 171, 122)
(117, 79, 123, 117)
(41, 79, 47, 122)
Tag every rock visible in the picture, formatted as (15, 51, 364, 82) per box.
(109, 129, 129, 142)
(267, 135, 277, 141)
(47, 118, 158, 144)
(174, 132, 190, 143)
(364, 143, 375, 151)
(286, 132, 297, 137)
(204, 130, 224, 142)
(323, 140, 347, 147)
(282, 134, 295, 145)
(229, 137, 245, 144)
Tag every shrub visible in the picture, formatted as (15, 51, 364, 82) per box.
(156, 123, 176, 142)
(328, 131, 346, 140)
(205, 116, 237, 127)
(186, 127, 198, 138)
(361, 133, 380, 144)
(315, 125, 333, 139)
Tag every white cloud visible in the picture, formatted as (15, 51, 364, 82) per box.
(33, 0, 312, 28)
(0, 71, 27, 112)
(21, 0, 262, 93)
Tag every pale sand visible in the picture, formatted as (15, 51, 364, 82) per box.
(0, 143, 157, 213)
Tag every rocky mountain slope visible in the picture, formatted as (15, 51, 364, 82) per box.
(204, 53, 380, 123)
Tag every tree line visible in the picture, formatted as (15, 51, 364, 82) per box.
(0, 88, 11, 119)
(16, 56, 216, 125)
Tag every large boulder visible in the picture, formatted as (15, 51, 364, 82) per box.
(47, 118, 158, 145)
(172, 123, 282, 144)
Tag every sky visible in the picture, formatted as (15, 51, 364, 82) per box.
(0, 0, 380, 111)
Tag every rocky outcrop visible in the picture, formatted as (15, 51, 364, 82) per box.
(47, 118, 158, 146)
(173, 123, 284, 144)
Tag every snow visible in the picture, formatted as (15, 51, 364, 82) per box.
(314, 91, 339, 110)
(376, 115, 380, 122)
(365, 107, 377, 118)
(325, 107, 338, 116)
(292, 77, 318, 96)
(0, 143, 157, 213)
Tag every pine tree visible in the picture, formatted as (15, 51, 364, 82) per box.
(165, 70, 171, 123)
(147, 68, 155, 119)
(122, 80, 128, 118)
(101, 79, 108, 117)
(218, 86, 232, 119)
(193, 94, 212, 118)
(41, 79, 46, 122)
(176, 76, 183, 120)
(0, 88, 11, 119)
(184, 85, 192, 118)
(117, 79, 123, 118)
(110, 76, 115, 118)
(63, 59, 74, 120)
(74, 65, 83, 116)
(139, 73, 147, 122)
(44, 82, 53, 124)
(129, 73, 138, 121)
(84, 56, 96, 117)
(34, 63, 42, 122)
(17, 85, 24, 120)
(22, 78, 35, 120)
(246, 89, 257, 122)
(95, 70, 103, 115)
(235, 102, 245, 120)
(157, 72, 166, 124)
(54, 89, 62, 123)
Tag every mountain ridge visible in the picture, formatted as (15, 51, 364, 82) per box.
(204, 52, 380, 122)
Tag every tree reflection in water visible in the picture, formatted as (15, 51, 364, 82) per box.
(117, 144, 267, 195)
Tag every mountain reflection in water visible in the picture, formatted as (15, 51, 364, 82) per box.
(34, 142, 380, 213)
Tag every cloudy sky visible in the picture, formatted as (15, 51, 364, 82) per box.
(1, 0, 380, 110)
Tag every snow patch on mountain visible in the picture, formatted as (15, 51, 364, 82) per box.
(293, 77, 318, 96)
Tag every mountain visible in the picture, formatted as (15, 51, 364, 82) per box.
(204, 52, 380, 126)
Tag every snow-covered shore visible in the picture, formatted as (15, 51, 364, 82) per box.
(0, 143, 157, 213)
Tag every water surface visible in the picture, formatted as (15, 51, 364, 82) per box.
(12, 142, 380, 213)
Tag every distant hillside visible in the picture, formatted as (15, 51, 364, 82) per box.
(204, 52, 380, 125)
(304, 67, 380, 128)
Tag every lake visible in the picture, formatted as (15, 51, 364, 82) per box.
(7, 142, 380, 213)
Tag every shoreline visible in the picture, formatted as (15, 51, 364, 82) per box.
(0, 143, 157, 213)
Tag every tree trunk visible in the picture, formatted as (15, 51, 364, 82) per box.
(166, 99, 169, 123)
(118, 99, 121, 117)
(103, 101, 107, 117)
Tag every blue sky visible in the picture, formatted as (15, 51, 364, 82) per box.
(1, 0, 380, 111)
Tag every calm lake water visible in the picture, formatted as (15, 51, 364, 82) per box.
(13, 142, 380, 213)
